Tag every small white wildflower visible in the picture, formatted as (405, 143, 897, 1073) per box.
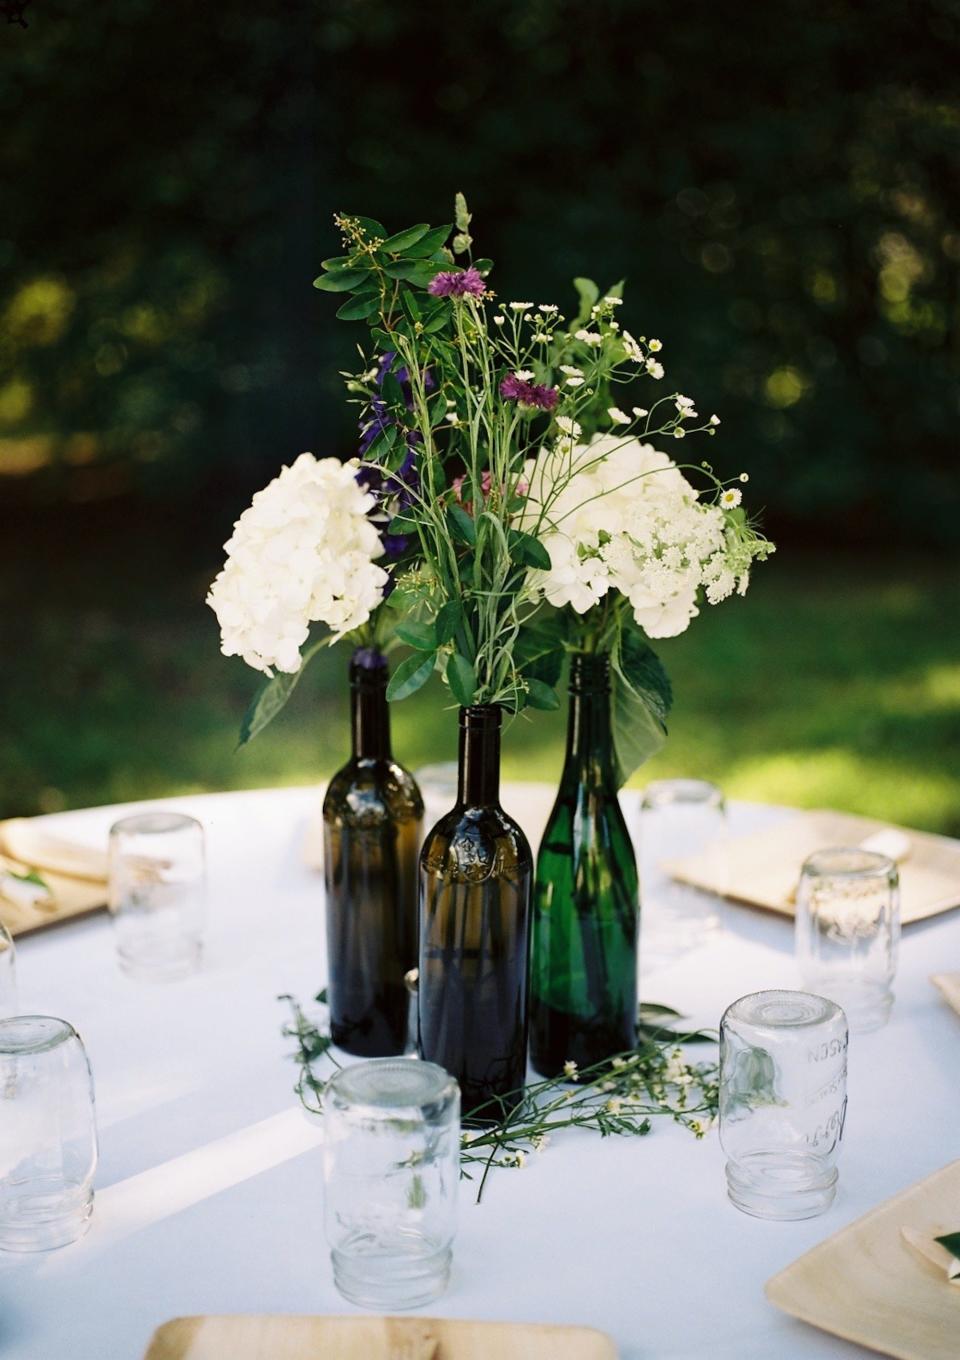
(537, 303, 559, 313)
(632, 406, 648, 418)
(675, 394, 696, 412)
(739, 472, 749, 482)
(493, 315, 506, 326)
(563, 1059, 579, 1081)
(361, 366, 379, 383)
(446, 397, 456, 407)
(509, 301, 534, 311)
(611, 1056, 627, 1069)
(608, 406, 630, 425)
(621, 330, 644, 362)
(513, 1150, 527, 1168)
(514, 370, 535, 381)
(600, 1080, 616, 1092)
(556, 415, 582, 437)
(607, 320, 620, 332)
(648, 338, 662, 352)
(574, 328, 604, 347)
(673, 426, 686, 439)
(647, 359, 665, 379)
(710, 413, 721, 426)
(605, 1098, 623, 1115)
(445, 411, 459, 425)
(533, 332, 551, 343)
(721, 488, 742, 508)
(603, 295, 624, 306)
(531, 1133, 551, 1152)
(559, 364, 583, 376)
(565, 376, 585, 387)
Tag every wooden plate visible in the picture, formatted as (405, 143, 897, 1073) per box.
(143, 1315, 618, 1359)
(932, 974, 960, 1018)
(765, 1159, 960, 1359)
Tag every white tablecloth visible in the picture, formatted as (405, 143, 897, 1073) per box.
(1, 785, 957, 1360)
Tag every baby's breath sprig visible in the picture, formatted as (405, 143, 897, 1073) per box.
(280, 994, 718, 1203)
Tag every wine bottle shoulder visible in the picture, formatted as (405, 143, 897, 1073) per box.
(323, 759, 424, 828)
(420, 804, 533, 882)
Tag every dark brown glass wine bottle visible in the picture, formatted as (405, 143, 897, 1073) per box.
(418, 705, 533, 1120)
(323, 648, 424, 1056)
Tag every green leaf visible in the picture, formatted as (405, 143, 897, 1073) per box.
(386, 513, 417, 537)
(381, 223, 431, 253)
(509, 529, 551, 571)
(396, 620, 437, 651)
(435, 600, 462, 646)
(422, 311, 450, 335)
(514, 610, 568, 687)
(313, 270, 368, 293)
(573, 276, 600, 324)
(404, 224, 453, 258)
(447, 503, 477, 545)
(320, 255, 354, 271)
(238, 638, 327, 745)
(610, 619, 673, 786)
(370, 328, 394, 349)
(7, 867, 50, 891)
(386, 260, 447, 287)
(473, 257, 494, 274)
(351, 216, 388, 239)
(935, 1232, 960, 1263)
(525, 678, 560, 710)
(446, 652, 477, 706)
(335, 294, 380, 320)
(454, 192, 472, 233)
(605, 277, 626, 299)
(386, 650, 436, 701)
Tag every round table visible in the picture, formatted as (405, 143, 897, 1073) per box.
(1, 785, 957, 1360)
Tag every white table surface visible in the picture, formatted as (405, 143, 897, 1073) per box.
(1, 784, 957, 1360)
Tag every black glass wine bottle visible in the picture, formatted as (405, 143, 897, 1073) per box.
(322, 647, 424, 1057)
(418, 705, 532, 1119)
(529, 653, 639, 1077)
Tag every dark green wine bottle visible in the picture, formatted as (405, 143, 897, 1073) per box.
(418, 705, 532, 1119)
(323, 648, 424, 1056)
(529, 653, 639, 1077)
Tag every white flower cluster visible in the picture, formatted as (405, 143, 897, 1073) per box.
(522, 435, 763, 638)
(207, 453, 388, 674)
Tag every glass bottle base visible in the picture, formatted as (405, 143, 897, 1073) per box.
(331, 1236, 451, 1310)
(0, 1181, 93, 1251)
(725, 1154, 837, 1220)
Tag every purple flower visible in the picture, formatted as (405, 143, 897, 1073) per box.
(428, 266, 486, 299)
(499, 374, 560, 410)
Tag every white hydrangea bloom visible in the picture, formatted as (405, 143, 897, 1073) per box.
(207, 453, 388, 675)
(521, 435, 765, 639)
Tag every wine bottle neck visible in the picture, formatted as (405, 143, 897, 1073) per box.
(563, 653, 616, 787)
(349, 650, 391, 761)
(457, 705, 501, 807)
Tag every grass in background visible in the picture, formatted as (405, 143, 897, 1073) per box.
(5, 533, 959, 835)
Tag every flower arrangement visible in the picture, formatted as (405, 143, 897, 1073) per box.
(209, 192, 773, 775)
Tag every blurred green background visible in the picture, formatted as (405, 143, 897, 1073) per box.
(2, 1, 958, 832)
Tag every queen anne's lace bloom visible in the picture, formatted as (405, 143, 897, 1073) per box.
(521, 435, 770, 639)
(207, 453, 388, 674)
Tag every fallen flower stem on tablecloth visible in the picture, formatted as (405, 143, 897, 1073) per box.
(280, 993, 719, 1202)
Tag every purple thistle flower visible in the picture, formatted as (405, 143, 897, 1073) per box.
(499, 374, 560, 411)
(428, 266, 486, 299)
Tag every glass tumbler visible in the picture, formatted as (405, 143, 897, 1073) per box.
(638, 779, 727, 962)
(0, 1016, 98, 1250)
(0, 923, 16, 1018)
(108, 812, 205, 980)
(720, 990, 848, 1220)
(322, 1057, 460, 1309)
(795, 847, 899, 1032)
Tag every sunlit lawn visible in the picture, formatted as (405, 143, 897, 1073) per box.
(6, 534, 959, 835)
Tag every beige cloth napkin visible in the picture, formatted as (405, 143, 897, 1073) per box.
(932, 973, 960, 1017)
(0, 818, 108, 936)
(665, 808, 960, 925)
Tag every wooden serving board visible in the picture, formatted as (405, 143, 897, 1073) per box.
(0, 818, 107, 937)
(765, 1159, 960, 1359)
(665, 809, 960, 926)
(143, 1314, 618, 1359)
(932, 973, 960, 1018)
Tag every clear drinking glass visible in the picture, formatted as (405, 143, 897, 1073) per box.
(720, 990, 848, 1220)
(322, 1057, 460, 1309)
(108, 812, 205, 980)
(638, 778, 727, 962)
(0, 1016, 98, 1250)
(795, 847, 899, 1033)
(0, 923, 16, 1019)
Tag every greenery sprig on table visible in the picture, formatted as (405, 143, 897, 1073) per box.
(280, 993, 719, 1202)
